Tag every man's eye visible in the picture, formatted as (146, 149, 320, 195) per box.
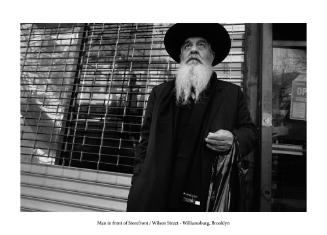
(183, 43, 191, 49)
(198, 42, 207, 48)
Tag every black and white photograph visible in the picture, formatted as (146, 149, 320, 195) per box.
(1, 0, 326, 234)
(20, 22, 306, 212)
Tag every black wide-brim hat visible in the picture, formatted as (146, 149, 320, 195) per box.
(164, 23, 231, 66)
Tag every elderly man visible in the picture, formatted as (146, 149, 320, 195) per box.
(127, 23, 257, 212)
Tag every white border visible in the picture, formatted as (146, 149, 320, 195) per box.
(1, 0, 327, 234)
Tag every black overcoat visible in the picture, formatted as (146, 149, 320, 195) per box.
(127, 73, 257, 211)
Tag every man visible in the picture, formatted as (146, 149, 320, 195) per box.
(127, 23, 256, 212)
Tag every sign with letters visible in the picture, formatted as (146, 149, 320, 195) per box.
(290, 74, 306, 121)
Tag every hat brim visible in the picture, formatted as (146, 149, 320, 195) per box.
(164, 23, 231, 66)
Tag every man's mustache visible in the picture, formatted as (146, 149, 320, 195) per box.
(186, 56, 203, 63)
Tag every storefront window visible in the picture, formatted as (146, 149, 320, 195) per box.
(272, 47, 306, 144)
(272, 45, 306, 211)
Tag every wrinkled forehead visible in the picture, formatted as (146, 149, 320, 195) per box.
(182, 37, 210, 45)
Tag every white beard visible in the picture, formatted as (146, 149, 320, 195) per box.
(175, 63, 213, 105)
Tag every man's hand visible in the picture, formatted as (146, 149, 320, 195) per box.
(205, 129, 234, 153)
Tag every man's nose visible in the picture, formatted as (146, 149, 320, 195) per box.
(190, 49, 199, 55)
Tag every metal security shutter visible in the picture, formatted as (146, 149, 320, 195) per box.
(21, 23, 84, 165)
(21, 23, 245, 175)
(58, 24, 171, 173)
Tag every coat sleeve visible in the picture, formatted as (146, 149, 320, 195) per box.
(131, 87, 156, 185)
(232, 87, 257, 158)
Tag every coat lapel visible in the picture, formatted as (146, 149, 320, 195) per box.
(204, 78, 227, 133)
(155, 82, 175, 121)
